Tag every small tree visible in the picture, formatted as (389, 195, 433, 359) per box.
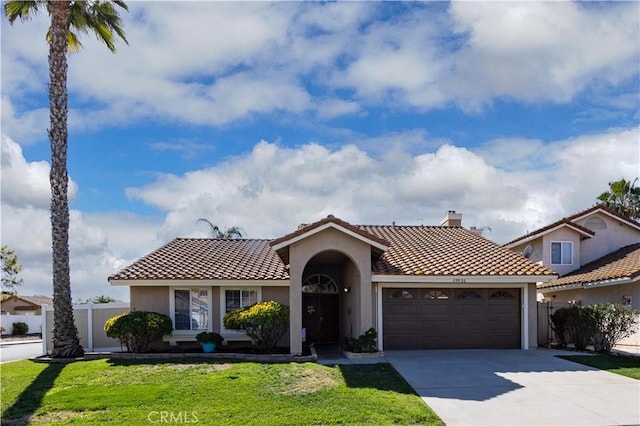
(92, 295, 115, 304)
(1, 246, 23, 294)
(550, 307, 571, 348)
(588, 304, 640, 353)
(223, 301, 289, 353)
(105, 311, 173, 353)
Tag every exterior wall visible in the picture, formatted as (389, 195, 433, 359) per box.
(542, 228, 582, 276)
(288, 227, 372, 354)
(340, 260, 359, 340)
(540, 282, 640, 347)
(510, 239, 544, 264)
(130, 286, 170, 316)
(575, 213, 640, 265)
(263, 286, 290, 347)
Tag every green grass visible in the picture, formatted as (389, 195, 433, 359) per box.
(1, 359, 442, 425)
(558, 354, 640, 380)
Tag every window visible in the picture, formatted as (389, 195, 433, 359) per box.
(551, 242, 572, 265)
(456, 290, 482, 300)
(225, 289, 258, 314)
(302, 274, 338, 294)
(174, 289, 208, 331)
(423, 290, 449, 300)
(389, 290, 415, 299)
(490, 290, 516, 299)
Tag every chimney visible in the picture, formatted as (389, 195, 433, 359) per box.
(440, 210, 462, 227)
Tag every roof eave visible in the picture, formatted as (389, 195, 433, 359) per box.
(538, 275, 639, 292)
(372, 274, 557, 284)
(109, 278, 291, 287)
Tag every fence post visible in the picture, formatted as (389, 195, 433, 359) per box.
(41, 305, 49, 356)
(87, 303, 94, 352)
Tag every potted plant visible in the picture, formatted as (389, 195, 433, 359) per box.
(195, 331, 224, 353)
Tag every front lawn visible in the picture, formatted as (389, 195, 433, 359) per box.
(1, 359, 442, 425)
(558, 354, 640, 380)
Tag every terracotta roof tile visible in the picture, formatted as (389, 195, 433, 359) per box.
(362, 226, 555, 276)
(109, 238, 289, 281)
(539, 243, 640, 290)
(110, 225, 556, 282)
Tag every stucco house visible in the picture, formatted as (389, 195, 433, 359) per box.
(109, 212, 555, 354)
(0, 294, 53, 315)
(503, 205, 640, 346)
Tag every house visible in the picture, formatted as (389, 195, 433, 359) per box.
(109, 212, 556, 354)
(503, 205, 640, 346)
(0, 294, 53, 315)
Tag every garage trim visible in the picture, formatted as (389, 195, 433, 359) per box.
(375, 282, 529, 351)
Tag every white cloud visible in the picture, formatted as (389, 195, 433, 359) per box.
(0, 135, 163, 302)
(446, 1, 640, 109)
(127, 127, 640, 245)
(3, 2, 636, 131)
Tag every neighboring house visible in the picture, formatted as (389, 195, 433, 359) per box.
(0, 294, 53, 315)
(109, 212, 555, 354)
(503, 205, 640, 346)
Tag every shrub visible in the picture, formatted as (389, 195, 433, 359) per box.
(344, 328, 378, 353)
(588, 303, 640, 353)
(104, 311, 173, 353)
(12, 322, 28, 335)
(551, 305, 597, 351)
(550, 307, 571, 348)
(223, 301, 289, 353)
(195, 331, 224, 345)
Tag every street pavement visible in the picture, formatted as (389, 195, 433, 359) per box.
(0, 341, 42, 363)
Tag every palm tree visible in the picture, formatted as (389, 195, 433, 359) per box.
(92, 295, 115, 303)
(597, 177, 640, 220)
(197, 218, 245, 239)
(4, 0, 128, 358)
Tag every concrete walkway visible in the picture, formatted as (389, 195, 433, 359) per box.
(385, 349, 640, 426)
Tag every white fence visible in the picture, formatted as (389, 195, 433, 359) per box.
(42, 303, 130, 355)
(0, 314, 43, 335)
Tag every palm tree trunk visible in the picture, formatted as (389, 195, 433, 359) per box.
(48, 1, 83, 358)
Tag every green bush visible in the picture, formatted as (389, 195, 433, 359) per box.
(104, 311, 173, 353)
(344, 328, 378, 353)
(587, 303, 640, 353)
(11, 322, 28, 335)
(550, 304, 640, 353)
(223, 301, 289, 353)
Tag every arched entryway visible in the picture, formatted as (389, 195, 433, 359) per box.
(301, 250, 358, 344)
(302, 274, 339, 343)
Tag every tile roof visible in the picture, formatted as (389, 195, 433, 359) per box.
(362, 225, 555, 276)
(110, 223, 555, 282)
(539, 243, 640, 290)
(109, 239, 289, 281)
(503, 205, 640, 247)
(0, 294, 53, 306)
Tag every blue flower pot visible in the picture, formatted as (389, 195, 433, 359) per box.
(201, 343, 216, 353)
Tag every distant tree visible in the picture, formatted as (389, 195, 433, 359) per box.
(597, 177, 640, 220)
(197, 218, 245, 239)
(1, 246, 23, 294)
(92, 295, 115, 304)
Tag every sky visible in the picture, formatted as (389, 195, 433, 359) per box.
(1, 1, 639, 303)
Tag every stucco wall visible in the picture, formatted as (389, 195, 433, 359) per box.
(542, 228, 582, 276)
(575, 214, 640, 265)
(262, 286, 291, 346)
(540, 282, 640, 347)
(288, 227, 372, 354)
(130, 286, 170, 316)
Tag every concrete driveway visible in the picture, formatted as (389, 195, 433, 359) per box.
(385, 349, 640, 426)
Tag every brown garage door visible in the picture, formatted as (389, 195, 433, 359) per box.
(382, 288, 521, 349)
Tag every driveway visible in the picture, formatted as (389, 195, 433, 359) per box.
(385, 349, 640, 426)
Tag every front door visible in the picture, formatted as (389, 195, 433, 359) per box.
(303, 293, 339, 343)
(301, 274, 340, 343)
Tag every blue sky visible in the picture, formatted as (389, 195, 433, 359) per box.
(1, 1, 639, 301)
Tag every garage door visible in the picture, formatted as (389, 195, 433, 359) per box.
(382, 288, 521, 349)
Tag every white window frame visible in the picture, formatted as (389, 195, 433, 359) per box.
(169, 287, 212, 335)
(550, 241, 573, 265)
(220, 287, 262, 338)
